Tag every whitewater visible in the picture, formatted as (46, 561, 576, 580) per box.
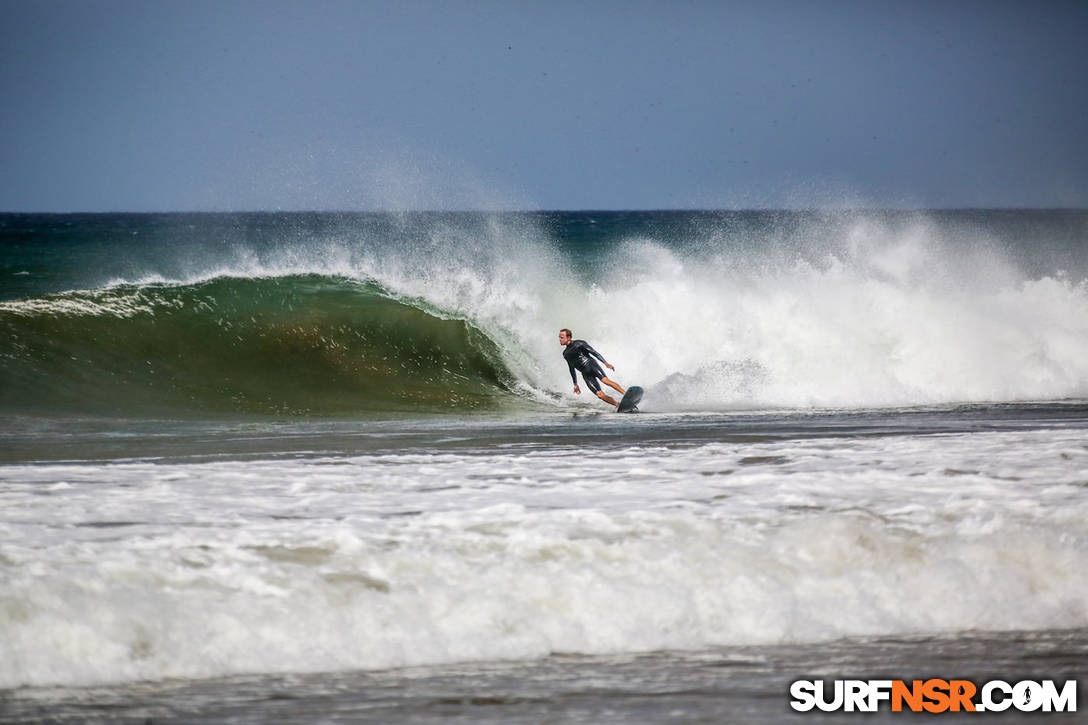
(1, 210, 1086, 723)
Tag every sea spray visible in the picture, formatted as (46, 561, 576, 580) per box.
(583, 218, 1088, 408)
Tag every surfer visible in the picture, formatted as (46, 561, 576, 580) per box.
(559, 328, 626, 407)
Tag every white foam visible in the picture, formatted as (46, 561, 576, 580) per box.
(0, 287, 184, 318)
(575, 226, 1088, 409)
(2, 428, 1086, 687)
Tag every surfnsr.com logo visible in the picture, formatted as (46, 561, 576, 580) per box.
(789, 679, 1078, 713)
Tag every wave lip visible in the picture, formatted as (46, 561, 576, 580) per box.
(0, 274, 519, 416)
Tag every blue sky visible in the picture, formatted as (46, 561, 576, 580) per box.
(2, 0, 1086, 211)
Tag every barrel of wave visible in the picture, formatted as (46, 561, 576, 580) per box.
(0, 274, 523, 416)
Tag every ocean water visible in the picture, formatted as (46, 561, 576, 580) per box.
(1, 210, 1086, 722)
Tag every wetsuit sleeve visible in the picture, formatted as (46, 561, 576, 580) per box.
(582, 342, 607, 365)
(568, 358, 578, 386)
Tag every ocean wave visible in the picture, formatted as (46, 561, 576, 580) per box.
(0, 275, 519, 415)
(3, 211, 1088, 413)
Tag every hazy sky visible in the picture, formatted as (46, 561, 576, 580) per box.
(2, 0, 1086, 211)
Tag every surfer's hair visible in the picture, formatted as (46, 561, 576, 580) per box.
(560, 328, 572, 338)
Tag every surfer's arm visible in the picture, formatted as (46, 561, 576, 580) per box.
(583, 343, 614, 370)
(568, 360, 579, 389)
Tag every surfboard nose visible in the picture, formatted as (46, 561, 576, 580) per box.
(617, 385, 644, 413)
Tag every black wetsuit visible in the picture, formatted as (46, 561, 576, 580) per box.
(563, 339, 609, 394)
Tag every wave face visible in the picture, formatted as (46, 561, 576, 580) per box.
(0, 276, 515, 415)
(2, 210, 1087, 414)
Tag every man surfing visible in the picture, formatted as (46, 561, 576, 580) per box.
(559, 328, 626, 407)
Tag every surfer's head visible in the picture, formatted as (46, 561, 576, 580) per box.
(558, 328, 572, 345)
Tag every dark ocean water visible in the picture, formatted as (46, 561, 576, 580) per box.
(1, 211, 1086, 722)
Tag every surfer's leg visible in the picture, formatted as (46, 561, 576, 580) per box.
(582, 372, 617, 406)
(600, 376, 625, 395)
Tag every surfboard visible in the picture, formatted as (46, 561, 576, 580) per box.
(617, 385, 643, 413)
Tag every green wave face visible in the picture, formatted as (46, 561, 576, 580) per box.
(0, 275, 518, 416)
